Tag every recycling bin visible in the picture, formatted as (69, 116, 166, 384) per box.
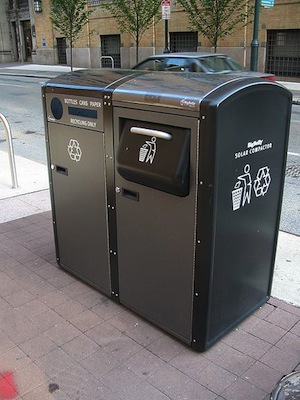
(42, 69, 137, 297)
(112, 72, 292, 351)
(43, 69, 292, 351)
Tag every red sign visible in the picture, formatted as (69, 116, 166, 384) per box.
(161, 0, 171, 20)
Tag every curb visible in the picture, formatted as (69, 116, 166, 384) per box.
(0, 72, 57, 80)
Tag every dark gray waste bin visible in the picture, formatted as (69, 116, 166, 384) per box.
(43, 70, 292, 352)
(112, 72, 292, 351)
(42, 69, 137, 297)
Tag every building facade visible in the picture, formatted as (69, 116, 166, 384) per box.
(2, 0, 37, 63)
(1, 0, 300, 76)
(0, 2, 11, 62)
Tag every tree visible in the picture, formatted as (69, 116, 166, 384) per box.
(100, 0, 162, 64)
(177, 0, 254, 52)
(50, 0, 92, 70)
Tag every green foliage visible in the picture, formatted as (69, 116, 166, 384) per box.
(50, 0, 92, 44)
(177, 0, 254, 51)
(50, 0, 92, 69)
(100, 0, 162, 63)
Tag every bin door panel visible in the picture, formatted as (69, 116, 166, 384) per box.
(116, 182, 196, 341)
(114, 110, 198, 342)
(48, 124, 110, 294)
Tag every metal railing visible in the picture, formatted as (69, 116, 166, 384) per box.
(0, 113, 18, 188)
(100, 56, 115, 69)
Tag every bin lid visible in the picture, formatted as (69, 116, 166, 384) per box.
(45, 68, 139, 92)
(112, 72, 257, 112)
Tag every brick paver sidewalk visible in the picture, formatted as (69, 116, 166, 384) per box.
(0, 211, 299, 399)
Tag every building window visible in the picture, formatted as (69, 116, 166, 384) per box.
(100, 35, 121, 68)
(8, 0, 29, 10)
(170, 32, 198, 53)
(17, 0, 29, 9)
(266, 29, 300, 77)
(57, 37, 67, 65)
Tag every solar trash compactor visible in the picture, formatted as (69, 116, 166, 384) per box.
(43, 70, 292, 351)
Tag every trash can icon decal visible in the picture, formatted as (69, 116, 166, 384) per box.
(232, 182, 244, 211)
(232, 164, 252, 210)
(139, 137, 157, 164)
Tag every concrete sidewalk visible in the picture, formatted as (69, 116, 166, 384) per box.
(0, 63, 299, 399)
(0, 63, 79, 79)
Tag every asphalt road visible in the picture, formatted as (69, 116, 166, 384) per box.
(281, 103, 300, 235)
(0, 74, 299, 235)
(0, 75, 47, 164)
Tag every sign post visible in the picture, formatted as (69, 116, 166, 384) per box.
(161, 0, 171, 53)
(251, 0, 275, 71)
(250, 0, 260, 71)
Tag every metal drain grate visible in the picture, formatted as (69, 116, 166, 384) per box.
(270, 371, 300, 399)
(286, 165, 300, 178)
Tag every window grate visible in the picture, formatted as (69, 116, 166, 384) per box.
(57, 38, 67, 65)
(170, 32, 198, 53)
(266, 29, 300, 77)
(100, 35, 121, 68)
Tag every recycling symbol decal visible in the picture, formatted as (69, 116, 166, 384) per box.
(231, 164, 272, 211)
(254, 166, 271, 197)
(67, 139, 82, 162)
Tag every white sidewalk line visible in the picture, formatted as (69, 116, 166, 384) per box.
(279, 81, 300, 91)
(0, 150, 49, 200)
(0, 190, 51, 223)
(1, 64, 80, 72)
(272, 231, 300, 307)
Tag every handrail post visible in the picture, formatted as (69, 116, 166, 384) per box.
(100, 56, 115, 69)
(0, 113, 19, 188)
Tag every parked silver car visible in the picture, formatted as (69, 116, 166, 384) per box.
(133, 52, 276, 81)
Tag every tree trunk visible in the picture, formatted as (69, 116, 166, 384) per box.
(136, 32, 139, 64)
(70, 38, 73, 71)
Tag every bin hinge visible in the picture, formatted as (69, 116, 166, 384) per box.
(103, 95, 112, 107)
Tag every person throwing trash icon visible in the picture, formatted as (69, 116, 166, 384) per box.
(232, 164, 252, 210)
(139, 136, 157, 164)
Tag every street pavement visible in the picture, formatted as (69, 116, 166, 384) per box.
(0, 63, 299, 399)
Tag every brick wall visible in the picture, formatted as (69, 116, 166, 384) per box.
(34, 0, 300, 70)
